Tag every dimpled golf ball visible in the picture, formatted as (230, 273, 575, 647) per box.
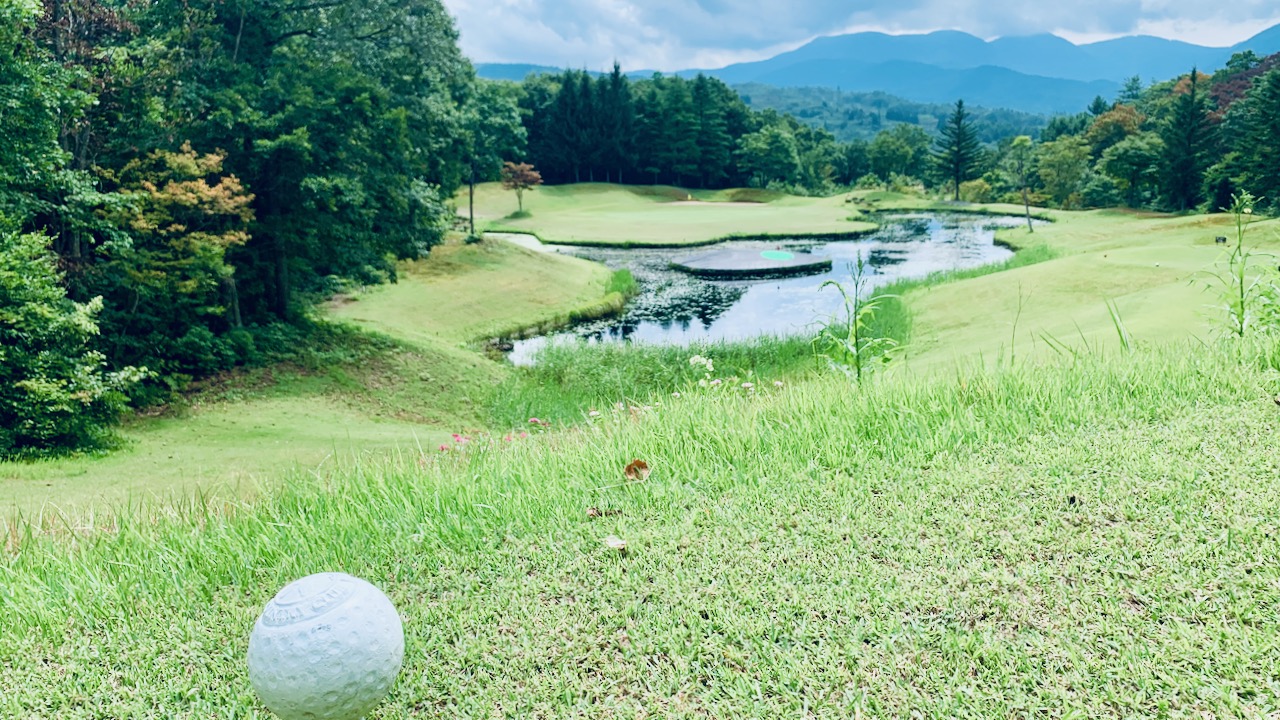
(248, 572, 404, 720)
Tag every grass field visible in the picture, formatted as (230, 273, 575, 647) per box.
(328, 238, 616, 345)
(467, 182, 877, 246)
(904, 209, 1280, 369)
(0, 238, 617, 516)
(6, 341, 1280, 717)
(7, 185, 1280, 717)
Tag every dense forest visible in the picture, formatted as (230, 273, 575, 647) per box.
(1, 0, 485, 455)
(734, 83, 1048, 143)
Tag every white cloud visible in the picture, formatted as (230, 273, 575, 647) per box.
(441, 0, 1280, 70)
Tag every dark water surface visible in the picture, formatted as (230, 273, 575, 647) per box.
(509, 213, 1027, 364)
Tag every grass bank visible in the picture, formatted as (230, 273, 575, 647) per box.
(900, 209, 1280, 369)
(6, 338, 1280, 716)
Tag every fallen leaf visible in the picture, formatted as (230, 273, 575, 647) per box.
(603, 535, 627, 553)
(587, 507, 622, 518)
(624, 459, 651, 482)
(587, 507, 602, 518)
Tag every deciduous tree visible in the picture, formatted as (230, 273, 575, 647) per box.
(501, 162, 542, 213)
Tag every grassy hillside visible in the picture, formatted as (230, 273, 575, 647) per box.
(328, 238, 616, 344)
(904, 209, 1278, 369)
(5, 340, 1280, 717)
(0, 238, 618, 516)
(466, 183, 876, 246)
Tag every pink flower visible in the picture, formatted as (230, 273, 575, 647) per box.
(438, 444, 450, 452)
(529, 417, 541, 424)
(503, 435, 512, 442)
(519, 431, 529, 439)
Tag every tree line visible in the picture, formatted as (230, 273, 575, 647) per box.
(514, 66, 869, 193)
(922, 52, 1280, 214)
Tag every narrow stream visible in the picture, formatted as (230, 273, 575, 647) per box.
(508, 212, 1031, 364)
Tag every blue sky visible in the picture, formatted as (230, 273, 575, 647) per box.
(440, 0, 1280, 70)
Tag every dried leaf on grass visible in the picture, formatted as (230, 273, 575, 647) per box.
(586, 507, 622, 518)
(602, 535, 628, 553)
(624, 459, 651, 482)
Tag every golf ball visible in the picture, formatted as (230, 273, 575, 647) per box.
(248, 572, 404, 720)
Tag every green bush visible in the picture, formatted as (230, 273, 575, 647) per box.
(0, 230, 142, 458)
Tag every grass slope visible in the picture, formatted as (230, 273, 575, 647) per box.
(329, 238, 615, 344)
(903, 209, 1280, 369)
(1, 238, 617, 516)
(5, 342, 1280, 717)
(466, 183, 877, 246)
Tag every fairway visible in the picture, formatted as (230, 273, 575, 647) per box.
(904, 209, 1280, 369)
(466, 182, 877, 246)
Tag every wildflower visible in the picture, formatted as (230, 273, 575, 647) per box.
(774, 380, 784, 388)
(503, 435, 512, 442)
(438, 444, 450, 452)
(519, 431, 529, 439)
(741, 382, 754, 390)
(710, 378, 722, 386)
(589, 410, 601, 418)
(672, 391, 681, 398)
(529, 417, 541, 425)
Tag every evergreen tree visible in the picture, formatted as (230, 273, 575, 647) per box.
(1117, 76, 1145, 105)
(1238, 67, 1280, 211)
(933, 100, 983, 201)
(597, 63, 635, 184)
(660, 78, 700, 186)
(692, 74, 732, 188)
(1089, 95, 1113, 116)
(1160, 68, 1215, 211)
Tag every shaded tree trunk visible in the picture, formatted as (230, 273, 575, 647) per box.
(468, 165, 476, 236)
(1022, 187, 1033, 233)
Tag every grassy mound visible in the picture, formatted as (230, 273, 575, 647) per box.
(5, 339, 1280, 716)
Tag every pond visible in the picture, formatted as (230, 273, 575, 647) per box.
(507, 212, 1030, 365)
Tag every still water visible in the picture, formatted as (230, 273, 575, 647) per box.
(508, 213, 1027, 364)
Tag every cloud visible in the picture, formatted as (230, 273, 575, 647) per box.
(441, 0, 1280, 70)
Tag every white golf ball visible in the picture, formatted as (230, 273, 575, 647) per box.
(248, 572, 404, 720)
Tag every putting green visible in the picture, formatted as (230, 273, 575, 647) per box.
(760, 250, 795, 260)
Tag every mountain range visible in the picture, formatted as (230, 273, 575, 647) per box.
(476, 25, 1280, 114)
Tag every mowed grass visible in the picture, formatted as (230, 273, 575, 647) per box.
(903, 209, 1280, 369)
(329, 238, 615, 344)
(5, 340, 1280, 717)
(0, 237, 618, 516)
(466, 182, 877, 246)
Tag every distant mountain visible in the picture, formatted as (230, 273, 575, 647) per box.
(474, 23, 1280, 114)
(727, 60, 1117, 114)
(474, 63, 584, 81)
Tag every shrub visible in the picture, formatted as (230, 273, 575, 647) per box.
(0, 230, 143, 457)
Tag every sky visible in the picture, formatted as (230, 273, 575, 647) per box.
(440, 0, 1280, 71)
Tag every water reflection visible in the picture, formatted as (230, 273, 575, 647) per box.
(508, 213, 1029, 364)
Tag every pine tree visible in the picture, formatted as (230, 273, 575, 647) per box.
(692, 74, 731, 188)
(1160, 68, 1215, 211)
(933, 100, 983, 201)
(1239, 67, 1280, 210)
